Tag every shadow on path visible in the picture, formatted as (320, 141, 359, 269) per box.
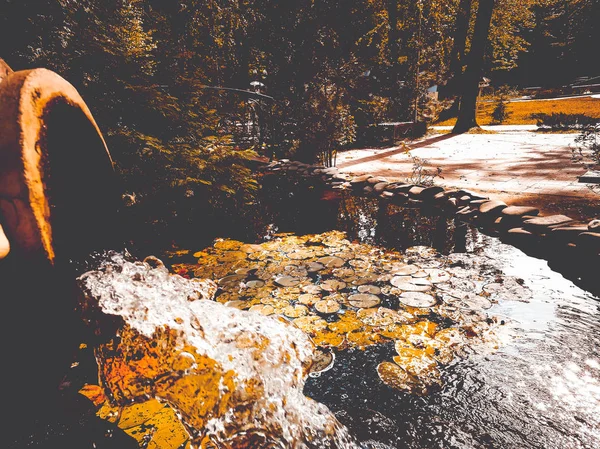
(338, 133, 457, 169)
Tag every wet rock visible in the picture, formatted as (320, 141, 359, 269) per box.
(433, 191, 447, 202)
(380, 191, 394, 199)
(420, 186, 444, 198)
(550, 225, 590, 243)
(374, 182, 389, 193)
(392, 192, 409, 204)
(391, 184, 414, 193)
(507, 227, 533, 235)
(363, 185, 374, 195)
(350, 174, 372, 185)
(409, 186, 424, 198)
(458, 195, 472, 207)
(501, 206, 540, 217)
(523, 215, 574, 233)
(479, 200, 507, 215)
(588, 219, 600, 232)
(445, 197, 458, 210)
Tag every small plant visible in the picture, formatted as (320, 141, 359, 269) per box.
(406, 156, 443, 186)
(491, 88, 512, 124)
(572, 121, 600, 195)
(533, 113, 597, 131)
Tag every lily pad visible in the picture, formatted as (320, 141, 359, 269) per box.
(358, 284, 381, 295)
(306, 262, 325, 272)
(283, 304, 309, 318)
(249, 304, 275, 316)
(218, 274, 246, 288)
(302, 284, 323, 294)
(399, 292, 437, 308)
(246, 279, 265, 288)
(317, 256, 345, 268)
(348, 293, 381, 309)
(315, 299, 341, 314)
(390, 264, 420, 276)
(321, 279, 347, 292)
(298, 293, 321, 306)
(274, 275, 301, 287)
(391, 282, 432, 292)
(425, 269, 451, 284)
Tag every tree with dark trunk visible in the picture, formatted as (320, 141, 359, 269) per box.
(444, 0, 472, 99)
(453, 0, 496, 134)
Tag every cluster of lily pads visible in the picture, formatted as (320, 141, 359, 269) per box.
(171, 230, 531, 395)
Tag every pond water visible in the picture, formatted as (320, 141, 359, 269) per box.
(8, 178, 599, 449)
(141, 180, 600, 449)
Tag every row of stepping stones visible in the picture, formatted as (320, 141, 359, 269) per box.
(261, 160, 600, 260)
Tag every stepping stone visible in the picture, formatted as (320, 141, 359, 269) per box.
(392, 193, 409, 204)
(523, 215, 574, 233)
(350, 174, 372, 185)
(390, 184, 414, 193)
(479, 200, 507, 215)
(433, 191, 447, 202)
(445, 197, 458, 209)
(373, 182, 389, 193)
(420, 186, 445, 198)
(501, 206, 540, 217)
(409, 186, 424, 198)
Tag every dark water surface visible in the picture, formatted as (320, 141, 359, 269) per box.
(149, 179, 600, 449)
(7, 177, 598, 449)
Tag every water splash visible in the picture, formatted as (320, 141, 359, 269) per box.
(78, 253, 359, 449)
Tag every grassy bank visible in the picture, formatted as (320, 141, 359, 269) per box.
(436, 96, 600, 126)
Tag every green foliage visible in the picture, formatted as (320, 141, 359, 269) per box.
(532, 113, 598, 131)
(491, 87, 513, 124)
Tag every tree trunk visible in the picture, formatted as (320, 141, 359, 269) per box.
(443, 0, 472, 99)
(453, 0, 495, 134)
(387, 0, 399, 69)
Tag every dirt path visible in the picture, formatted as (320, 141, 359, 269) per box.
(337, 129, 599, 221)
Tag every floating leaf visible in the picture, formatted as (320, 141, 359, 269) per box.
(274, 275, 301, 287)
(348, 293, 381, 309)
(425, 269, 451, 284)
(357, 285, 381, 295)
(315, 299, 341, 314)
(317, 256, 345, 268)
(283, 304, 309, 318)
(399, 292, 437, 308)
(321, 279, 347, 292)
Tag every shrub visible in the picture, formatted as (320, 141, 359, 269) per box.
(532, 113, 598, 131)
